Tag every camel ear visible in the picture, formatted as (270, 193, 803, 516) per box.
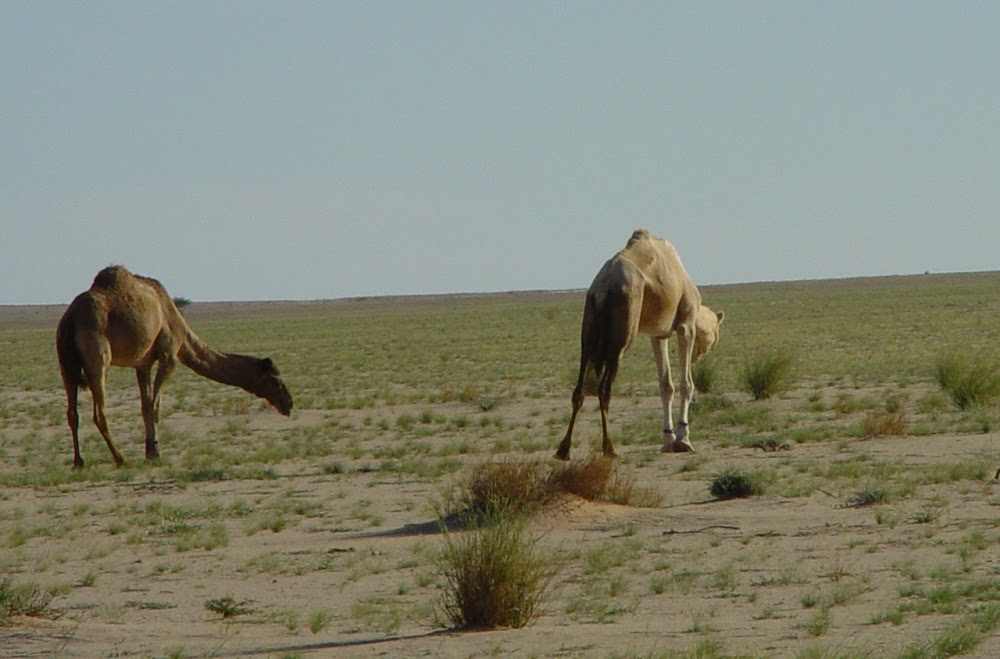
(716, 311, 725, 324)
(259, 358, 279, 375)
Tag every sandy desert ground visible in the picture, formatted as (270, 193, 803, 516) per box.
(2, 277, 1000, 658)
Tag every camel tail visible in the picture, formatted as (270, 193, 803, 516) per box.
(585, 292, 608, 382)
(579, 288, 622, 386)
(56, 312, 88, 392)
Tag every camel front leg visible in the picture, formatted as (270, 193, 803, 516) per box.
(651, 337, 681, 453)
(136, 365, 158, 461)
(672, 324, 696, 452)
(142, 356, 176, 461)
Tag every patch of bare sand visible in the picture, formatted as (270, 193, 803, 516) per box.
(3, 407, 1000, 657)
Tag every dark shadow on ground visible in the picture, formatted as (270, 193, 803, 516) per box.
(215, 628, 463, 657)
(347, 510, 481, 539)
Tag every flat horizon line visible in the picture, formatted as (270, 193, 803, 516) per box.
(2, 268, 997, 309)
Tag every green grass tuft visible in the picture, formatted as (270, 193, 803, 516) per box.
(710, 468, 766, 499)
(934, 354, 1000, 410)
(739, 350, 794, 400)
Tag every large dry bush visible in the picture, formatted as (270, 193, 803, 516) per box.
(438, 512, 555, 629)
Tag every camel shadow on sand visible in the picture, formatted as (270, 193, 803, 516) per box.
(215, 628, 463, 657)
(347, 510, 482, 540)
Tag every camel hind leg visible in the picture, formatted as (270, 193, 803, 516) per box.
(595, 293, 636, 458)
(597, 349, 622, 457)
(63, 380, 84, 469)
(83, 351, 125, 467)
(556, 356, 589, 461)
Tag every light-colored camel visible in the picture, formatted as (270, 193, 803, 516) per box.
(56, 266, 293, 468)
(556, 229, 723, 460)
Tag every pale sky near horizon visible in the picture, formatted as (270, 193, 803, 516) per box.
(2, 2, 998, 305)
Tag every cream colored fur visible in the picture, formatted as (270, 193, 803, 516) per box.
(556, 229, 723, 459)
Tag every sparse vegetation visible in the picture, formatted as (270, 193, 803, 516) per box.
(0, 577, 55, 624)
(5, 273, 1000, 655)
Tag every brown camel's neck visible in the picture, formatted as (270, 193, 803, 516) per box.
(177, 328, 261, 395)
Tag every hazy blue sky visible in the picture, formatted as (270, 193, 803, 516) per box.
(2, 2, 997, 304)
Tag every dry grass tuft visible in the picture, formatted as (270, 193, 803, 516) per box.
(862, 408, 908, 438)
(445, 454, 663, 523)
(549, 454, 665, 508)
(546, 454, 615, 501)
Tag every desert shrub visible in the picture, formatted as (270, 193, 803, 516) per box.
(862, 399, 909, 437)
(739, 350, 794, 400)
(0, 578, 54, 625)
(934, 354, 1000, 410)
(204, 596, 254, 618)
(437, 512, 554, 629)
(692, 357, 719, 394)
(740, 436, 791, 452)
(710, 468, 766, 499)
(844, 484, 890, 508)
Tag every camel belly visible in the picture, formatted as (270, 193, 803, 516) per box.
(638, 294, 678, 337)
(106, 312, 166, 367)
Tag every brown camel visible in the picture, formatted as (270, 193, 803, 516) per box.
(556, 229, 723, 460)
(56, 266, 293, 468)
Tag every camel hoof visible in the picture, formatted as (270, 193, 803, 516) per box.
(671, 439, 694, 453)
(554, 450, 570, 461)
(662, 430, 678, 453)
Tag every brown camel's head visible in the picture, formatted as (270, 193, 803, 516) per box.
(693, 306, 724, 363)
(255, 358, 293, 416)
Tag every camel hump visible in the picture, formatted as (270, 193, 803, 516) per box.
(91, 265, 133, 290)
(627, 228, 651, 245)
